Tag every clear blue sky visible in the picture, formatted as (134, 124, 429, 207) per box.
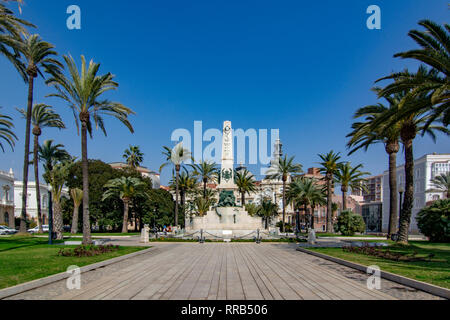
(0, 0, 448, 185)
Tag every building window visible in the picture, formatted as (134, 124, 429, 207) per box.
(4, 212, 9, 225)
(432, 195, 440, 201)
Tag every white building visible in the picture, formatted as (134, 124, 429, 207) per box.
(109, 162, 161, 189)
(382, 153, 450, 234)
(14, 181, 51, 224)
(14, 181, 69, 224)
(0, 169, 15, 228)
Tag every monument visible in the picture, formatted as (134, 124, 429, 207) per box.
(185, 121, 264, 239)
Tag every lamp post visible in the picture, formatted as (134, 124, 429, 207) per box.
(48, 189, 53, 245)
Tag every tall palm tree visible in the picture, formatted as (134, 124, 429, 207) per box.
(234, 169, 256, 206)
(334, 162, 370, 211)
(190, 161, 217, 198)
(377, 20, 449, 127)
(102, 176, 147, 233)
(318, 151, 342, 233)
(257, 199, 279, 229)
(160, 142, 193, 227)
(38, 140, 70, 175)
(18, 104, 65, 233)
(43, 160, 73, 240)
(123, 145, 144, 168)
(46, 55, 135, 244)
(0, 3, 34, 81)
(70, 188, 83, 234)
(0, 110, 17, 152)
(426, 172, 450, 199)
(370, 84, 448, 243)
(266, 155, 303, 232)
(4, 34, 62, 233)
(347, 94, 402, 237)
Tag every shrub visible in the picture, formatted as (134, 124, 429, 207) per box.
(335, 210, 366, 236)
(276, 221, 293, 232)
(416, 199, 450, 243)
(58, 245, 120, 257)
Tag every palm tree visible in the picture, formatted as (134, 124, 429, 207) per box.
(234, 169, 256, 206)
(18, 104, 65, 233)
(193, 196, 215, 217)
(370, 84, 448, 243)
(287, 177, 325, 233)
(377, 21, 449, 127)
(160, 142, 193, 227)
(334, 162, 370, 211)
(347, 94, 403, 237)
(0, 3, 34, 81)
(170, 170, 197, 211)
(102, 177, 147, 233)
(426, 172, 450, 199)
(123, 145, 144, 169)
(70, 188, 83, 234)
(46, 55, 135, 244)
(266, 155, 303, 232)
(318, 151, 342, 233)
(0, 110, 17, 152)
(190, 161, 217, 198)
(4, 34, 62, 233)
(43, 160, 73, 240)
(38, 140, 70, 175)
(257, 199, 279, 229)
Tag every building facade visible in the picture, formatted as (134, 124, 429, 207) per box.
(0, 169, 15, 228)
(382, 153, 450, 234)
(14, 181, 51, 224)
(109, 162, 161, 189)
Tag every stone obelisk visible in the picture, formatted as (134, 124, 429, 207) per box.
(218, 121, 236, 190)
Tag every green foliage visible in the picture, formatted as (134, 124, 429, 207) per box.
(335, 210, 366, 236)
(416, 199, 450, 243)
(141, 189, 175, 228)
(245, 203, 259, 217)
(276, 221, 293, 232)
(66, 160, 123, 230)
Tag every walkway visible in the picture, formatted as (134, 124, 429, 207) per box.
(5, 243, 440, 300)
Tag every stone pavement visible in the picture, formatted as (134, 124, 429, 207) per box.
(5, 243, 441, 300)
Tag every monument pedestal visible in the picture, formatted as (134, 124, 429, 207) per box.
(186, 207, 264, 239)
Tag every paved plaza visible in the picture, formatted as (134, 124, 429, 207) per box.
(5, 243, 441, 300)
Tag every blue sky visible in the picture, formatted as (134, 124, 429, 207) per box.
(0, 0, 448, 185)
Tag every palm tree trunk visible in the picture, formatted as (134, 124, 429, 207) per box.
(241, 192, 245, 206)
(19, 74, 35, 233)
(203, 179, 207, 199)
(175, 165, 180, 227)
(398, 139, 414, 243)
(326, 176, 333, 233)
(387, 150, 398, 238)
(311, 205, 315, 230)
(53, 199, 63, 240)
(33, 134, 43, 234)
(342, 187, 347, 211)
(81, 120, 92, 245)
(71, 204, 79, 234)
(282, 179, 286, 232)
(122, 199, 129, 233)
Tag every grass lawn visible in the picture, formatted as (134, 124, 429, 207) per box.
(308, 241, 450, 289)
(316, 233, 381, 238)
(0, 236, 146, 290)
